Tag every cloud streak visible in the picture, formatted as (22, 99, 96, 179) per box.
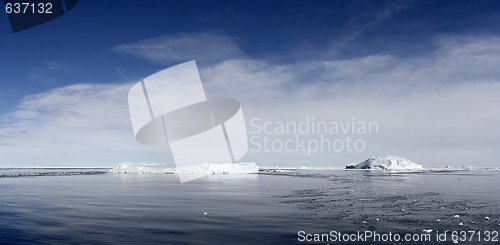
(112, 32, 244, 64)
(340, 0, 418, 44)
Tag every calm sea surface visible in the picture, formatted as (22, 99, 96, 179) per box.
(0, 169, 499, 244)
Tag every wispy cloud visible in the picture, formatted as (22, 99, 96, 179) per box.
(112, 32, 244, 64)
(1, 33, 500, 167)
(341, 0, 418, 43)
(30, 61, 72, 84)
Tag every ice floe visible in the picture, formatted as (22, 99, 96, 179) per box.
(110, 162, 258, 174)
(110, 162, 175, 173)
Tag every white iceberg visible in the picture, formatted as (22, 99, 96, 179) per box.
(346, 155, 423, 170)
(110, 162, 259, 174)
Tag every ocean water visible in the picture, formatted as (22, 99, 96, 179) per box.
(0, 169, 499, 244)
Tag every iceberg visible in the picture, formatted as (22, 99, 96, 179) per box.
(110, 162, 259, 174)
(346, 155, 423, 170)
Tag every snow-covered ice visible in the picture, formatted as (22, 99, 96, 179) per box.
(110, 162, 259, 174)
(346, 155, 423, 170)
(110, 162, 175, 173)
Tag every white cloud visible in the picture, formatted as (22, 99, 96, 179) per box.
(0, 83, 172, 167)
(1, 33, 500, 167)
(199, 34, 500, 166)
(112, 32, 244, 64)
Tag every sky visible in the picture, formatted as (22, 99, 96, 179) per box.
(1, 0, 500, 167)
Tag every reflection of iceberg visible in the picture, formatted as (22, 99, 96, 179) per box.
(175, 162, 258, 174)
(346, 155, 423, 170)
(110, 162, 258, 174)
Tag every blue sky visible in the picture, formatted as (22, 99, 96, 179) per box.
(1, 0, 500, 167)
